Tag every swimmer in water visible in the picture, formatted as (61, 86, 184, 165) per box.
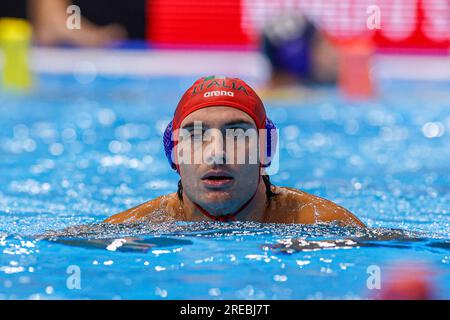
(105, 76, 364, 227)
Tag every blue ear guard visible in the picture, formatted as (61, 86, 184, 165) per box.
(163, 118, 277, 170)
(163, 120, 177, 170)
(263, 117, 277, 168)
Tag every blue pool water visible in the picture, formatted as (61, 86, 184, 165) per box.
(0, 74, 449, 299)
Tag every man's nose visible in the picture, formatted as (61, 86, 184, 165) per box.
(204, 130, 226, 165)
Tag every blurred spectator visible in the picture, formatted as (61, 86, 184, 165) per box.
(0, 0, 146, 47)
(262, 13, 339, 87)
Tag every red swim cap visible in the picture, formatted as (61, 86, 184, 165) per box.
(172, 76, 266, 130)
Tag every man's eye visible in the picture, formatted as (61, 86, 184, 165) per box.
(191, 131, 204, 140)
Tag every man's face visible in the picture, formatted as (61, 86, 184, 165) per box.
(176, 106, 261, 215)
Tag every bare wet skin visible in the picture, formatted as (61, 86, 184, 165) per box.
(103, 186, 366, 227)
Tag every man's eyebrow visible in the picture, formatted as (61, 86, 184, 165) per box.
(223, 120, 255, 128)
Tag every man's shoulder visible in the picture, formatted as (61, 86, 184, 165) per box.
(268, 186, 365, 227)
(103, 193, 180, 224)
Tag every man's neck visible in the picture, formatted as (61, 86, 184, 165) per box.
(181, 180, 267, 222)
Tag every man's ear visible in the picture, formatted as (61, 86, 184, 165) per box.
(163, 121, 178, 170)
(258, 129, 269, 166)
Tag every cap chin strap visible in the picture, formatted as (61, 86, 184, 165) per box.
(192, 172, 262, 222)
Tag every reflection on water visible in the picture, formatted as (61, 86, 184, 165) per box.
(37, 220, 421, 239)
(33, 221, 445, 254)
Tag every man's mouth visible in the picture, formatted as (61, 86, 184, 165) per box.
(201, 171, 234, 188)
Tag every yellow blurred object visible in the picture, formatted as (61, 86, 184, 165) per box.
(0, 18, 33, 90)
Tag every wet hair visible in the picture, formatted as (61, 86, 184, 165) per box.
(177, 175, 277, 206)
